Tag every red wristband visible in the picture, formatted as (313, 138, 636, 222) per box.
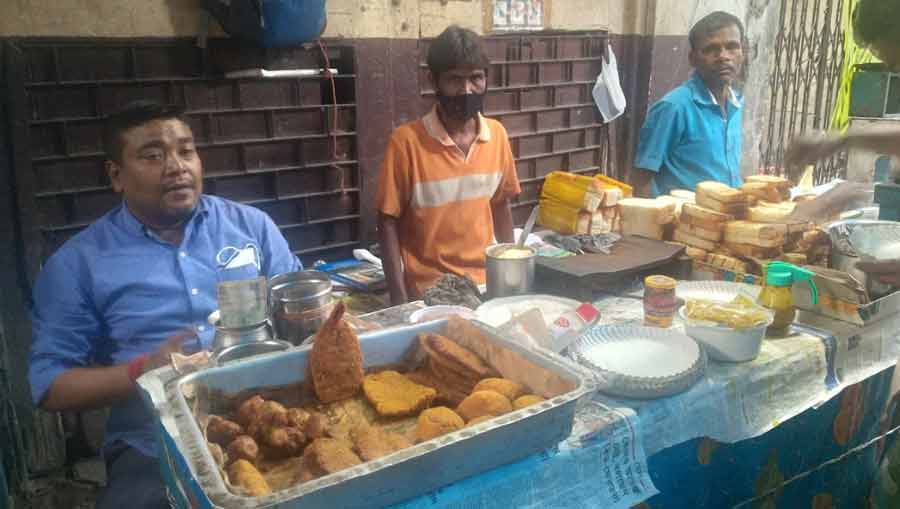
(127, 354, 149, 382)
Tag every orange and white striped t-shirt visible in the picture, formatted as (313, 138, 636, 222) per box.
(377, 106, 521, 298)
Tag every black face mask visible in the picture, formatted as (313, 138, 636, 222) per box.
(437, 92, 485, 121)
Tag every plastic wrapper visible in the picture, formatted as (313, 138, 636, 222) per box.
(684, 295, 769, 329)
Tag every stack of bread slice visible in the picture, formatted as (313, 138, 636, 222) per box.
(695, 181, 749, 217)
(745, 175, 792, 201)
(722, 220, 788, 259)
(537, 171, 629, 235)
(618, 198, 677, 240)
(672, 202, 731, 257)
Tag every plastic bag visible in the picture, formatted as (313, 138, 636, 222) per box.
(592, 44, 627, 122)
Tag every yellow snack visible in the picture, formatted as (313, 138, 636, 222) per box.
(684, 296, 770, 329)
(513, 395, 546, 410)
(472, 378, 525, 401)
(228, 459, 271, 497)
(456, 390, 513, 421)
(416, 407, 465, 442)
(362, 370, 437, 418)
(466, 415, 496, 427)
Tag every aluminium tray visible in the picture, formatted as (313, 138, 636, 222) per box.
(137, 319, 596, 509)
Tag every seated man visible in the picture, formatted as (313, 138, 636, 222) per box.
(631, 11, 746, 197)
(377, 25, 521, 304)
(28, 101, 300, 508)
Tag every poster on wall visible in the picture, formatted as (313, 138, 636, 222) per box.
(493, 0, 544, 31)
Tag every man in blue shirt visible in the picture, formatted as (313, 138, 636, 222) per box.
(631, 11, 746, 197)
(28, 101, 300, 508)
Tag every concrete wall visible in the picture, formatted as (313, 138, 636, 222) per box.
(0, 0, 611, 38)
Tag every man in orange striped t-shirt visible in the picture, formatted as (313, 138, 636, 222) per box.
(377, 25, 521, 304)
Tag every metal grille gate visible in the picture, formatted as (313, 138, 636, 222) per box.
(760, 0, 846, 182)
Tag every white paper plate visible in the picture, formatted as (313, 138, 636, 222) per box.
(676, 280, 760, 303)
(475, 294, 581, 328)
(569, 324, 706, 399)
(408, 305, 476, 324)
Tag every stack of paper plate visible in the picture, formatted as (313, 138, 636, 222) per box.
(569, 324, 706, 399)
(676, 280, 760, 303)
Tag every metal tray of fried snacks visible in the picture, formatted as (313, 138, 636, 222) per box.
(137, 318, 596, 509)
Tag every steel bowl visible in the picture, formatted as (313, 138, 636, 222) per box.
(213, 339, 292, 365)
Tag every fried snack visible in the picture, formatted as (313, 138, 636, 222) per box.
(405, 367, 470, 407)
(207, 415, 244, 446)
(473, 378, 525, 401)
(350, 425, 413, 462)
(415, 406, 465, 442)
(419, 333, 494, 380)
(228, 459, 271, 497)
(247, 401, 290, 439)
(309, 302, 364, 403)
(427, 358, 481, 396)
(456, 391, 513, 422)
(236, 395, 266, 426)
(262, 427, 307, 457)
(465, 415, 495, 427)
(208, 442, 225, 467)
(226, 435, 259, 464)
(286, 408, 311, 429)
(362, 370, 437, 418)
(513, 395, 546, 410)
(304, 438, 363, 474)
(304, 413, 330, 440)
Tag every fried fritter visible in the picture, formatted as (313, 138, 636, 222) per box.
(304, 412, 330, 440)
(207, 415, 244, 446)
(419, 333, 495, 380)
(262, 427, 306, 456)
(247, 401, 290, 439)
(349, 425, 413, 462)
(286, 408, 311, 429)
(309, 302, 364, 403)
(456, 390, 512, 422)
(304, 438, 363, 474)
(405, 367, 470, 407)
(415, 407, 465, 442)
(473, 378, 525, 401)
(362, 370, 437, 418)
(226, 435, 259, 464)
(228, 459, 271, 497)
(236, 395, 266, 426)
(465, 415, 495, 427)
(513, 394, 546, 410)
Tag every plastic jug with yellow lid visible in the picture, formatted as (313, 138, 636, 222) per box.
(758, 261, 819, 338)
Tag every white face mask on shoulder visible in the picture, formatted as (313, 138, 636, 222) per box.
(592, 44, 627, 123)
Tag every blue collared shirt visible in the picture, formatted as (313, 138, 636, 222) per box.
(28, 195, 301, 457)
(634, 72, 743, 196)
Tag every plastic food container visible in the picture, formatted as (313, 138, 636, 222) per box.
(678, 306, 774, 362)
(136, 319, 595, 509)
(407, 305, 476, 323)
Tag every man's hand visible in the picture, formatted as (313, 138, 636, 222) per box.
(145, 330, 197, 372)
(41, 329, 198, 412)
(784, 132, 845, 169)
(857, 259, 900, 287)
(788, 182, 871, 223)
(378, 213, 408, 306)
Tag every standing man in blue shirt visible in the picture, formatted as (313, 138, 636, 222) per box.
(28, 101, 300, 508)
(631, 11, 746, 197)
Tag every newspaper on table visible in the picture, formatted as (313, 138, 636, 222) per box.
(393, 401, 657, 509)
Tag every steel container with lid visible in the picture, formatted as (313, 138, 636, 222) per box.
(208, 310, 274, 352)
(269, 271, 334, 344)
